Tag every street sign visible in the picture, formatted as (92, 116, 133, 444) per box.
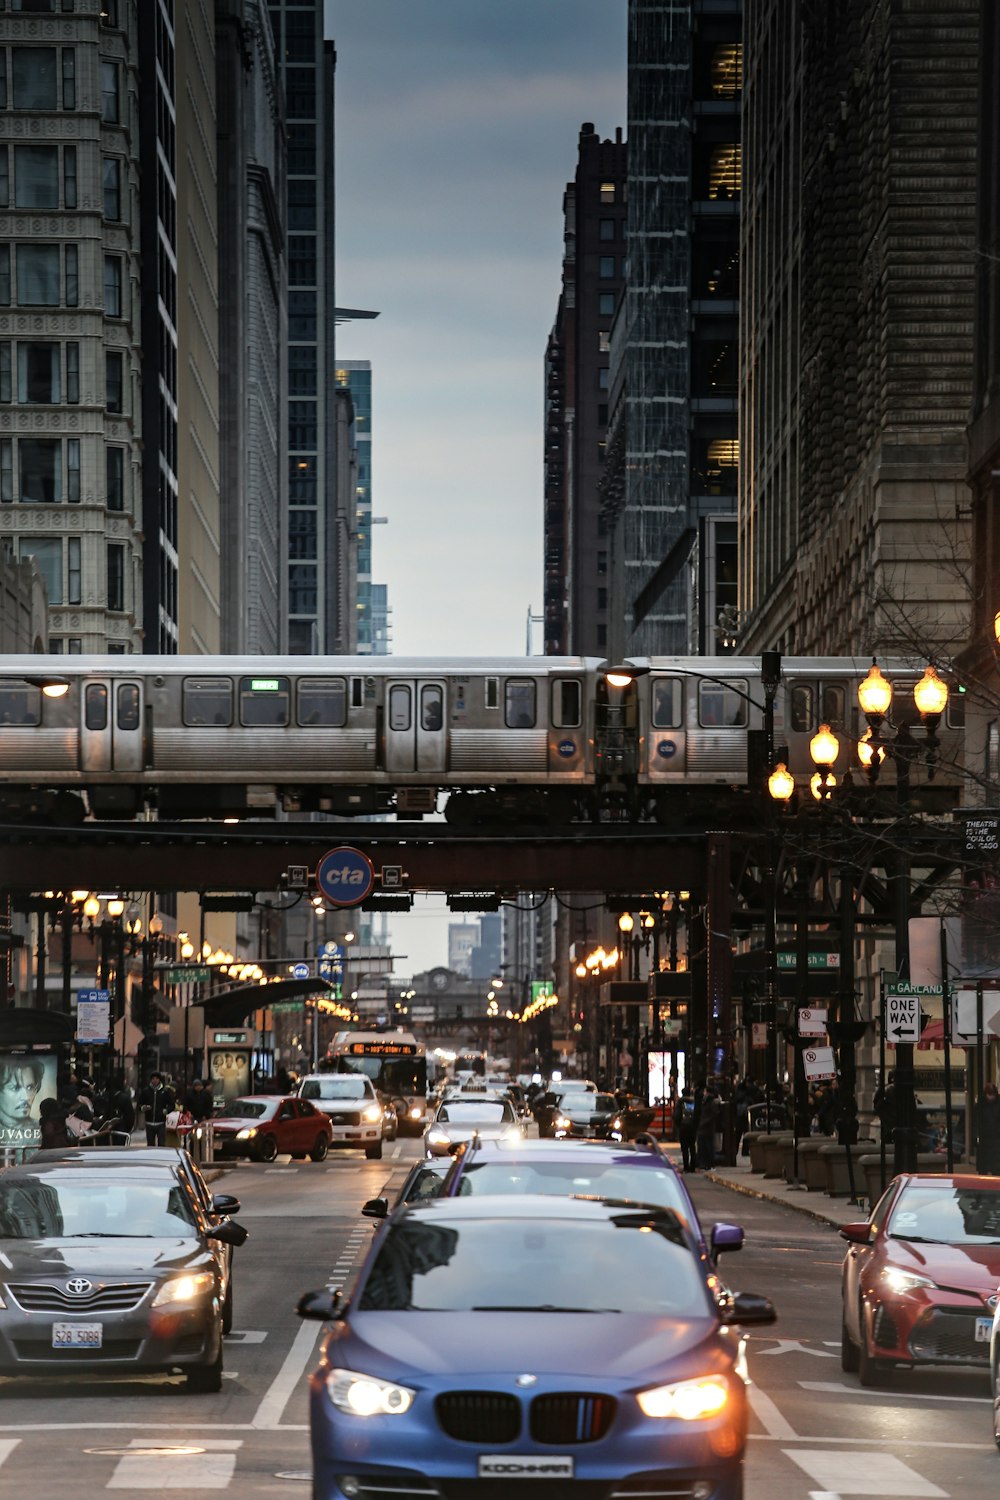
(291, 962, 310, 979)
(76, 991, 110, 1044)
(531, 981, 555, 1002)
(316, 847, 375, 907)
(883, 981, 935, 1045)
(163, 966, 211, 984)
(802, 1045, 837, 1082)
(777, 952, 839, 969)
(798, 1007, 827, 1037)
(953, 987, 1000, 1047)
(751, 1022, 768, 1049)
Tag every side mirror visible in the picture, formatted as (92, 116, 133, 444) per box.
(839, 1221, 873, 1245)
(362, 1196, 389, 1219)
(297, 1287, 343, 1322)
(209, 1219, 249, 1247)
(211, 1193, 241, 1216)
(710, 1223, 744, 1258)
(722, 1291, 777, 1326)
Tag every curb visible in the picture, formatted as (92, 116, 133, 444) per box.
(704, 1169, 851, 1230)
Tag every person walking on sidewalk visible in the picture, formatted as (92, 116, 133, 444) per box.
(140, 1072, 175, 1147)
(696, 1084, 720, 1170)
(677, 1086, 699, 1172)
(975, 1082, 1000, 1174)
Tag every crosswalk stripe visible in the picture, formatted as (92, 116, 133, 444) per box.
(107, 1439, 241, 1489)
(785, 1450, 947, 1497)
(0, 1440, 20, 1468)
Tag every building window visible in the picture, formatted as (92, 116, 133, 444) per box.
(102, 156, 120, 219)
(107, 542, 125, 611)
(65, 341, 79, 403)
(106, 445, 125, 511)
(289, 508, 317, 559)
(288, 235, 316, 285)
(0, 343, 8, 403)
(0, 149, 7, 209)
(67, 536, 81, 602)
(285, 67, 316, 119)
(598, 330, 610, 353)
(597, 551, 607, 575)
(599, 218, 616, 241)
(20, 438, 60, 503)
(599, 293, 615, 317)
(597, 587, 608, 611)
(12, 48, 57, 109)
(104, 255, 122, 317)
(289, 345, 317, 395)
(100, 59, 119, 122)
(599, 257, 615, 278)
(19, 538, 62, 603)
(61, 46, 75, 109)
(0, 439, 11, 502)
(598, 367, 609, 390)
(11, 2, 76, 12)
(105, 350, 123, 412)
(66, 437, 79, 502)
(65, 243, 78, 307)
(0, 49, 5, 111)
(63, 143, 76, 208)
(289, 402, 317, 450)
(708, 143, 741, 200)
(18, 342, 60, 402)
(600, 181, 616, 203)
(13, 145, 58, 208)
(288, 177, 316, 231)
(101, 0, 119, 23)
(17, 244, 60, 305)
(289, 564, 318, 615)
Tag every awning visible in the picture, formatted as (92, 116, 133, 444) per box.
(917, 1019, 945, 1051)
(191, 977, 339, 1029)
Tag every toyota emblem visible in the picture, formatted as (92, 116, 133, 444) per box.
(65, 1277, 93, 1296)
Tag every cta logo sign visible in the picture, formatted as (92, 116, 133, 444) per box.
(316, 846, 375, 907)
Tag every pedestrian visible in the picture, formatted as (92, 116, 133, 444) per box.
(975, 1082, 1000, 1174)
(185, 1077, 213, 1123)
(140, 1071, 175, 1146)
(696, 1084, 720, 1170)
(677, 1086, 698, 1172)
(38, 1096, 72, 1149)
(110, 1076, 136, 1142)
(874, 1069, 897, 1147)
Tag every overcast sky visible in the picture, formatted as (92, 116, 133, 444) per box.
(327, 0, 626, 658)
(325, 1, 626, 977)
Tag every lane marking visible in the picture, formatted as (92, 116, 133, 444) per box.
(0, 1423, 306, 1433)
(800, 1379, 989, 1405)
(0, 1440, 20, 1467)
(747, 1383, 797, 1438)
(251, 1320, 323, 1430)
(784, 1451, 947, 1495)
(225, 1330, 267, 1344)
(391, 1144, 402, 1159)
(108, 1438, 241, 1489)
(758, 1338, 837, 1359)
(750, 1436, 985, 1450)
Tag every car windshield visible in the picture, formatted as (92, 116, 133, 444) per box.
(888, 1184, 1000, 1244)
(438, 1102, 512, 1124)
(452, 1160, 691, 1221)
(0, 1175, 199, 1239)
(217, 1099, 272, 1119)
(562, 1094, 616, 1112)
(301, 1078, 369, 1100)
(401, 1165, 450, 1203)
(357, 1211, 709, 1313)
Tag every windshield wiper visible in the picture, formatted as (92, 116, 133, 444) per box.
(889, 1234, 938, 1244)
(68, 1232, 155, 1239)
(470, 1304, 618, 1313)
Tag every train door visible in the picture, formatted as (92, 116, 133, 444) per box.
(80, 678, 144, 773)
(384, 679, 447, 774)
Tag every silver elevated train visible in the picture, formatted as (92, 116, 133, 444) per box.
(0, 654, 965, 823)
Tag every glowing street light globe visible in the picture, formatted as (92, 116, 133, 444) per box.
(858, 662, 892, 719)
(767, 763, 795, 802)
(913, 664, 948, 719)
(809, 723, 839, 768)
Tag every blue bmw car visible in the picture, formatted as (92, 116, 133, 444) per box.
(298, 1194, 775, 1499)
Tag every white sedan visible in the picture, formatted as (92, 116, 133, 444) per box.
(424, 1096, 525, 1156)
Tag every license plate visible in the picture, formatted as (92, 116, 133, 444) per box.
(478, 1456, 573, 1480)
(976, 1317, 992, 1343)
(52, 1323, 103, 1349)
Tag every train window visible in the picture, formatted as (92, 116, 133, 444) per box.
(820, 684, 845, 729)
(389, 685, 412, 731)
(948, 690, 965, 729)
(297, 678, 347, 727)
(505, 679, 536, 729)
(183, 678, 233, 728)
(651, 679, 682, 729)
(485, 677, 499, 711)
(116, 682, 139, 731)
(239, 676, 290, 727)
(789, 685, 813, 732)
(698, 678, 747, 728)
(0, 681, 40, 726)
(352, 678, 364, 708)
(890, 684, 920, 729)
(552, 679, 581, 728)
(421, 685, 444, 732)
(85, 683, 108, 731)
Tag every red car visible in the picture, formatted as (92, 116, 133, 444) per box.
(210, 1095, 333, 1163)
(840, 1172, 1000, 1386)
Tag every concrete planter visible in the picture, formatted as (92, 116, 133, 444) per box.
(761, 1132, 796, 1178)
(783, 1136, 826, 1184)
(818, 1141, 877, 1197)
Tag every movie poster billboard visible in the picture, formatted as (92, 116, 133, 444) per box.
(0, 1051, 58, 1155)
(209, 1048, 251, 1106)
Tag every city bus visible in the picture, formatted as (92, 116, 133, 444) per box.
(325, 1030, 428, 1135)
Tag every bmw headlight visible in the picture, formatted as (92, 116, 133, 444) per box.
(363, 1105, 383, 1123)
(152, 1271, 216, 1307)
(881, 1266, 936, 1294)
(235, 1127, 257, 1140)
(637, 1375, 730, 1420)
(326, 1367, 415, 1416)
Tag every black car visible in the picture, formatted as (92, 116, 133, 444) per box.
(553, 1090, 624, 1140)
(532, 1084, 598, 1137)
(0, 1162, 246, 1389)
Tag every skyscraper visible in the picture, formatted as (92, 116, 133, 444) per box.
(267, 0, 339, 654)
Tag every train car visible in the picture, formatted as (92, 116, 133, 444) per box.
(0, 654, 607, 822)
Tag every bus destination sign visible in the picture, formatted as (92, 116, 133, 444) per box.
(349, 1041, 417, 1056)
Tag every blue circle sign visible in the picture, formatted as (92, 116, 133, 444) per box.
(557, 739, 576, 758)
(656, 739, 678, 759)
(316, 846, 375, 907)
(291, 962, 310, 979)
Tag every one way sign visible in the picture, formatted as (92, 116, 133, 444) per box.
(884, 982, 923, 1045)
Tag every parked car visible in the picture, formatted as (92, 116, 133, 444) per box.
(0, 1160, 246, 1389)
(442, 1136, 743, 1264)
(841, 1172, 1000, 1387)
(297, 1195, 774, 1499)
(297, 1075, 384, 1159)
(211, 1095, 334, 1163)
(423, 1095, 524, 1156)
(28, 1145, 243, 1332)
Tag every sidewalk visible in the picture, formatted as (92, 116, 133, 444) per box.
(703, 1158, 867, 1229)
